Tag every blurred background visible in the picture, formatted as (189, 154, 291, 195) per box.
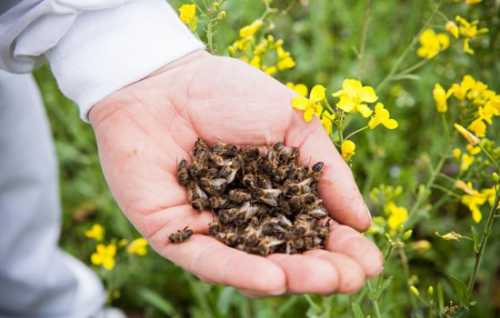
(33, 0, 499, 317)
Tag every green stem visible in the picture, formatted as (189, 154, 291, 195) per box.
(478, 143, 500, 173)
(357, 0, 372, 79)
(467, 191, 500, 296)
(409, 151, 448, 215)
(430, 184, 461, 199)
(376, 1, 441, 91)
(398, 59, 429, 75)
(207, 21, 215, 53)
(345, 125, 369, 140)
(371, 298, 383, 318)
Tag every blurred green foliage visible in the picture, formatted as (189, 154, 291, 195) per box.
(33, 0, 499, 317)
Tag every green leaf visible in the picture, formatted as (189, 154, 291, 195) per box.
(217, 287, 235, 315)
(437, 283, 445, 314)
(351, 303, 365, 318)
(137, 288, 181, 318)
(447, 275, 468, 305)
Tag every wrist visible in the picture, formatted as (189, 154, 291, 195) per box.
(89, 49, 211, 128)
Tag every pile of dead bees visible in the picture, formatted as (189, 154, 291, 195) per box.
(172, 139, 331, 256)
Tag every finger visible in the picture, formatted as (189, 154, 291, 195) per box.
(135, 204, 213, 247)
(285, 114, 371, 231)
(160, 235, 286, 295)
(267, 254, 338, 294)
(305, 250, 365, 294)
(326, 223, 384, 277)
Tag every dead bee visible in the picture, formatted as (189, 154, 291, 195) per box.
(200, 177, 227, 195)
(177, 139, 330, 256)
(208, 153, 227, 166)
(193, 138, 209, 156)
(211, 142, 238, 157)
(286, 178, 313, 195)
(188, 161, 204, 178)
(187, 183, 207, 201)
(177, 159, 190, 186)
(308, 207, 328, 219)
(169, 226, 193, 243)
(256, 175, 272, 189)
(257, 188, 282, 207)
(311, 161, 324, 174)
(228, 189, 252, 203)
(242, 147, 260, 161)
(191, 198, 209, 211)
(242, 173, 257, 189)
(218, 161, 240, 183)
(289, 193, 316, 211)
(209, 196, 227, 209)
(287, 166, 308, 181)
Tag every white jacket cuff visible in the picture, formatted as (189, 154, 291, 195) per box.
(46, 0, 205, 121)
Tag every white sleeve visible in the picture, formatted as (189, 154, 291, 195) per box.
(0, 0, 205, 120)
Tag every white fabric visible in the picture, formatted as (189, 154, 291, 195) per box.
(0, 0, 205, 120)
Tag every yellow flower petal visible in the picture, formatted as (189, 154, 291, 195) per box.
(291, 96, 309, 110)
(310, 85, 326, 102)
(383, 118, 399, 129)
(303, 108, 315, 122)
(341, 140, 356, 161)
(358, 104, 373, 118)
(359, 86, 378, 103)
(294, 84, 308, 97)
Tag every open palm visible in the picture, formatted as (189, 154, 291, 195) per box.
(90, 51, 382, 296)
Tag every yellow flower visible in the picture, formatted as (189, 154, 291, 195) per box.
(462, 193, 485, 223)
(446, 21, 459, 38)
(333, 79, 377, 117)
(468, 118, 487, 137)
(452, 148, 462, 159)
(458, 183, 493, 223)
(264, 66, 278, 75)
(178, 4, 197, 31)
(466, 144, 481, 155)
(292, 85, 325, 122)
(465, 0, 481, 4)
(460, 153, 474, 172)
(91, 243, 116, 270)
(481, 187, 497, 207)
(321, 111, 335, 135)
(385, 201, 408, 231)
(368, 103, 398, 129)
(417, 29, 449, 59)
(455, 16, 488, 54)
(85, 224, 104, 241)
(454, 180, 476, 195)
(240, 20, 263, 38)
(276, 45, 296, 70)
(463, 39, 474, 54)
(287, 83, 308, 97)
(456, 16, 488, 39)
(127, 238, 148, 256)
(341, 140, 356, 161)
(454, 123, 479, 145)
(433, 83, 451, 113)
(449, 75, 475, 100)
(479, 100, 500, 124)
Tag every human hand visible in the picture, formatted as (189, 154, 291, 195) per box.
(89, 50, 383, 296)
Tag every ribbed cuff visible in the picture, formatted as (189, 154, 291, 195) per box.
(46, 0, 205, 121)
